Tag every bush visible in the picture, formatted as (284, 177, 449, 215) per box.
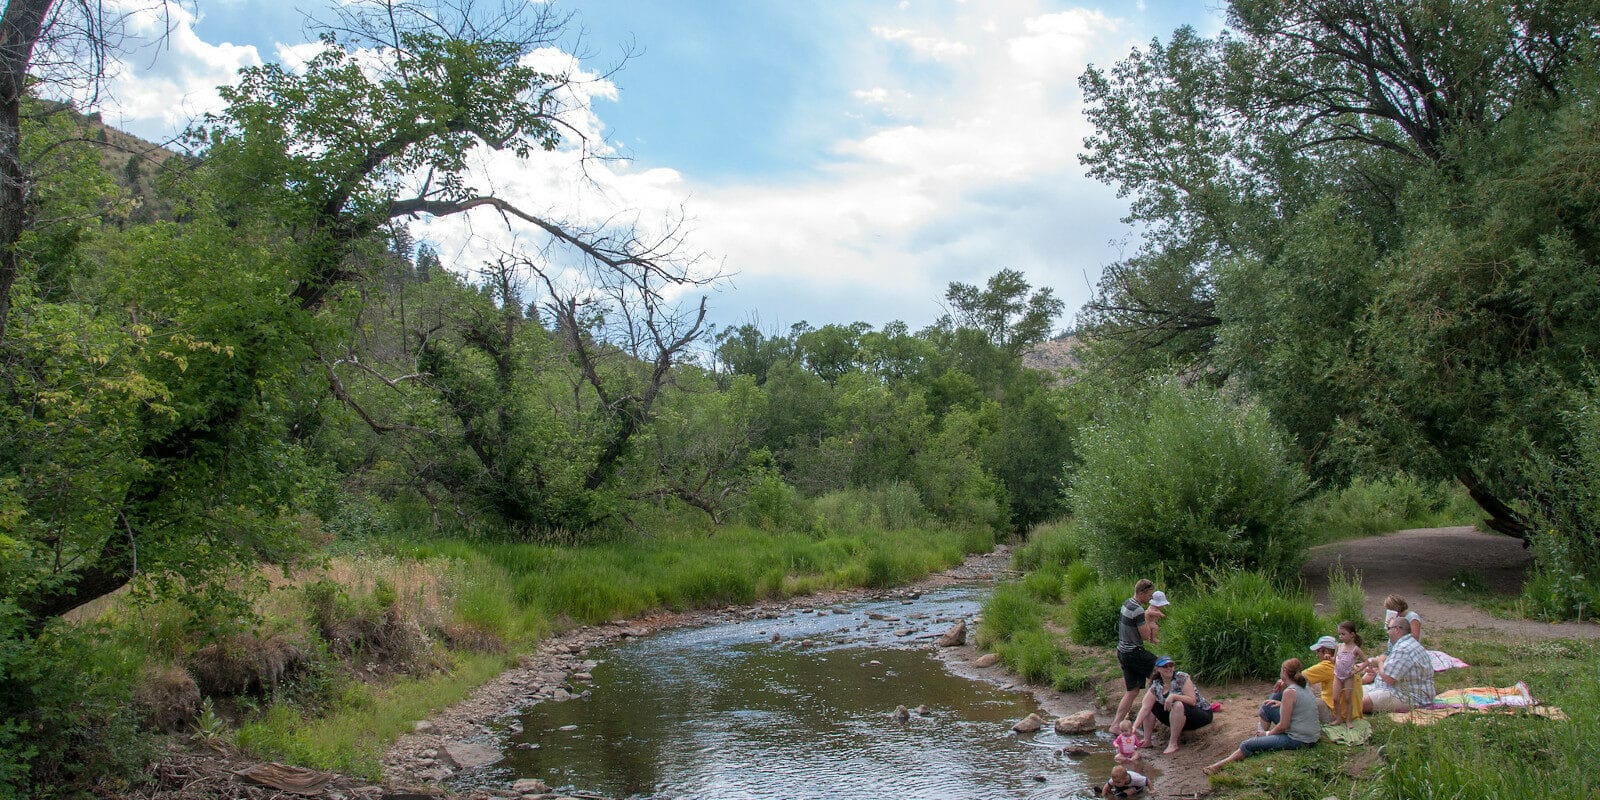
(1301, 474, 1479, 543)
(1013, 520, 1084, 572)
(1166, 571, 1321, 681)
(976, 582, 1045, 649)
(1021, 565, 1065, 603)
(1067, 580, 1126, 647)
(1067, 379, 1310, 580)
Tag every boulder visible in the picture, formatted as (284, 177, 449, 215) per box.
(439, 741, 501, 770)
(1054, 710, 1097, 734)
(972, 653, 1001, 668)
(1012, 713, 1045, 734)
(936, 620, 966, 647)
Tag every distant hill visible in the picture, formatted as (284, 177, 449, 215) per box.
(72, 107, 188, 224)
(1022, 333, 1083, 375)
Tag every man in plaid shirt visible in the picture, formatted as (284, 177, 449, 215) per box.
(1363, 617, 1435, 712)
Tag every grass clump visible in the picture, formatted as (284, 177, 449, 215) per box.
(1300, 473, 1479, 545)
(1066, 580, 1124, 647)
(1166, 571, 1319, 682)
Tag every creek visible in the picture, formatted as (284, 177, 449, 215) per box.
(457, 586, 1120, 799)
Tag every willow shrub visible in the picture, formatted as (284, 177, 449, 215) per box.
(1068, 379, 1310, 580)
(1066, 579, 1125, 648)
(1166, 571, 1320, 682)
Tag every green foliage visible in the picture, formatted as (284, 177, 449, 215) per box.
(1066, 580, 1125, 648)
(1165, 571, 1320, 682)
(1300, 474, 1481, 544)
(975, 583, 1045, 649)
(1067, 379, 1310, 580)
(1013, 520, 1085, 572)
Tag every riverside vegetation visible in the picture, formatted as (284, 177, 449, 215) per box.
(4, 1, 1600, 798)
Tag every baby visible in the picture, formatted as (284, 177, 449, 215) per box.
(1102, 765, 1151, 798)
(1112, 719, 1141, 764)
(1332, 619, 1365, 726)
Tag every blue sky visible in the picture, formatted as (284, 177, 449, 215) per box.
(99, 0, 1223, 334)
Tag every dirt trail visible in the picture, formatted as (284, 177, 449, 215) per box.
(1301, 526, 1600, 639)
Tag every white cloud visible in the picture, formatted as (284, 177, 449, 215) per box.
(95, 0, 263, 140)
(870, 26, 973, 61)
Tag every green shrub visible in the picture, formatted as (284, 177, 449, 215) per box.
(0, 612, 150, 799)
(1067, 580, 1125, 647)
(1062, 560, 1098, 596)
(1013, 520, 1084, 571)
(976, 582, 1045, 649)
(1021, 565, 1065, 602)
(1301, 474, 1479, 544)
(1166, 571, 1320, 681)
(1067, 379, 1310, 580)
(995, 628, 1077, 689)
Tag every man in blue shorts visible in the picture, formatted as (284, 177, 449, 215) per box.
(1111, 578, 1158, 732)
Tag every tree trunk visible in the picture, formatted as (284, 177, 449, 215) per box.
(1457, 470, 1534, 542)
(0, 0, 56, 344)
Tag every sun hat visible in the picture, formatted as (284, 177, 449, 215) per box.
(1154, 655, 1174, 667)
(1149, 590, 1170, 607)
(1309, 635, 1338, 652)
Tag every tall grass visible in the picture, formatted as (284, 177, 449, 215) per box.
(1301, 474, 1480, 544)
(1166, 571, 1320, 682)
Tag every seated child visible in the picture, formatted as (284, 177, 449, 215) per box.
(1102, 765, 1151, 798)
(1112, 719, 1141, 764)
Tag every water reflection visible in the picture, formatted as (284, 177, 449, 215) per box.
(485, 588, 1109, 799)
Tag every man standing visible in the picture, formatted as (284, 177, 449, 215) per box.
(1363, 616, 1435, 713)
(1112, 578, 1158, 731)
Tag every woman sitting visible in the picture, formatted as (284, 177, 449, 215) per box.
(1132, 655, 1213, 755)
(1205, 658, 1321, 774)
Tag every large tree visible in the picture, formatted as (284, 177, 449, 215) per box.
(1077, 0, 1600, 541)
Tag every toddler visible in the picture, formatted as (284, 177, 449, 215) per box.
(1101, 765, 1151, 798)
(1112, 719, 1141, 764)
(1332, 620, 1365, 726)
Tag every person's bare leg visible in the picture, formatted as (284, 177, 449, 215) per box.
(1133, 692, 1159, 746)
(1203, 748, 1246, 775)
(1111, 689, 1138, 733)
(1163, 703, 1187, 754)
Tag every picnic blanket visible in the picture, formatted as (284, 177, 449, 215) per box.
(1322, 718, 1372, 745)
(1428, 650, 1470, 672)
(1432, 682, 1533, 708)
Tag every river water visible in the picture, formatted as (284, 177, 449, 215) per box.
(472, 587, 1118, 799)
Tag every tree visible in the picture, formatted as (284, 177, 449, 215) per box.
(1076, 1, 1600, 541)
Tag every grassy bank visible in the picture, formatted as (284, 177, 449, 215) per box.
(174, 521, 993, 779)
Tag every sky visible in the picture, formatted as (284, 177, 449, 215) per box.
(91, 0, 1225, 335)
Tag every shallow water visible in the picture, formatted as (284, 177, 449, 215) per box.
(472, 587, 1122, 799)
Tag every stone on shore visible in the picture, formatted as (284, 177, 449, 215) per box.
(936, 620, 966, 647)
(1054, 710, 1097, 734)
(439, 741, 500, 770)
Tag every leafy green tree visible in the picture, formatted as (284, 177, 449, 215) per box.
(1067, 379, 1309, 580)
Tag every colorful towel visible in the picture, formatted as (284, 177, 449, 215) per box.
(1431, 682, 1533, 709)
(1428, 650, 1470, 672)
(1390, 705, 1565, 726)
(1322, 718, 1372, 745)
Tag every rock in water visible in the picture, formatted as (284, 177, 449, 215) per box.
(1012, 713, 1044, 733)
(936, 620, 966, 647)
(891, 705, 911, 723)
(1054, 710, 1098, 734)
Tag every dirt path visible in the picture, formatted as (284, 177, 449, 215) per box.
(1301, 526, 1600, 639)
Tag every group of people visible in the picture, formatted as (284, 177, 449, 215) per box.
(1101, 582, 1438, 795)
